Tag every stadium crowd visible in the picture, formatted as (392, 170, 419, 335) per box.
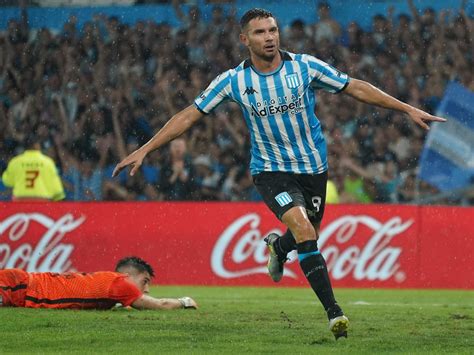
(0, 1, 472, 203)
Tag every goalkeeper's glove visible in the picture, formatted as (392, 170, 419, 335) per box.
(178, 297, 197, 309)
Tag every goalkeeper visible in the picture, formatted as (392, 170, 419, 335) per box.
(0, 256, 197, 310)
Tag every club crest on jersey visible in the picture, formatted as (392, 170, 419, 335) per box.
(275, 192, 293, 207)
(285, 74, 300, 89)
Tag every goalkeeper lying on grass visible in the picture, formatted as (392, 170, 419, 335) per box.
(0, 256, 197, 310)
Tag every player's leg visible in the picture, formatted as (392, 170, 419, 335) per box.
(297, 172, 349, 339)
(310, 220, 349, 338)
(253, 172, 302, 282)
(254, 171, 348, 338)
(282, 206, 348, 339)
(0, 269, 29, 307)
(281, 207, 338, 313)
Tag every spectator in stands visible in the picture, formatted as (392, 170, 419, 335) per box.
(193, 154, 221, 200)
(312, 1, 342, 44)
(160, 137, 194, 200)
(283, 19, 311, 53)
(60, 149, 105, 201)
(326, 178, 340, 204)
(172, 1, 206, 39)
(1, 135, 65, 201)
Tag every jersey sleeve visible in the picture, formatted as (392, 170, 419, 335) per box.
(304, 54, 350, 93)
(108, 277, 142, 307)
(194, 71, 232, 114)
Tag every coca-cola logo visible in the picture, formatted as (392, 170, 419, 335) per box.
(211, 213, 295, 279)
(211, 213, 413, 282)
(0, 213, 85, 272)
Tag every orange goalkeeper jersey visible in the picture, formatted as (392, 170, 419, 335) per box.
(0, 269, 142, 309)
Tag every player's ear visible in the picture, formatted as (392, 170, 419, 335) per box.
(239, 33, 249, 47)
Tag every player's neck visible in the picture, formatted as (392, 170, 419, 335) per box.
(250, 52, 282, 73)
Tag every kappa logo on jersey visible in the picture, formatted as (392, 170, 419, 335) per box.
(243, 87, 258, 95)
(275, 192, 293, 207)
(285, 74, 300, 89)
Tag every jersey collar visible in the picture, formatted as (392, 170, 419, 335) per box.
(244, 50, 293, 76)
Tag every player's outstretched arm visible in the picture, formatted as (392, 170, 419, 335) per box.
(112, 105, 204, 177)
(343, 78, 446, 130)
(131, 295, 198, 310)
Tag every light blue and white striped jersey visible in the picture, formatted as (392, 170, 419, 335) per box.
(194, 51, 349, 175)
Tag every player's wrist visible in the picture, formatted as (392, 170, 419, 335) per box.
(403, 104, 417, 116)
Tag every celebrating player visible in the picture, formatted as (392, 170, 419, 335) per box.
(0, 256, 197, 310)
(112, 9, 445, 338)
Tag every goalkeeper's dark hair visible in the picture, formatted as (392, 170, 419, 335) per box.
(240, 8, 274, 30)
(115, 256, 155, 277)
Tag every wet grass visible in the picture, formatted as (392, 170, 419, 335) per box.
(1, 286, 473, 354)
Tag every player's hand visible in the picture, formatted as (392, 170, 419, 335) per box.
(178, 297, 198, 309)
(407, 107, 446, 130)
(112, 148, 148, 177)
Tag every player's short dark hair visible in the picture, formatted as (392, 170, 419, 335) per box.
(115, 256, 155, 277)
(240, 8, 274, 30)
(23, 134, 40, 149)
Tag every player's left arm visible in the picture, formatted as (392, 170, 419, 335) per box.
(131, 295, 198, 310)
(47, 161, 66, 201)
(343, 78, 447, 130)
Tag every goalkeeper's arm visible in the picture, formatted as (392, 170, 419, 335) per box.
(131, 295, 198, 310)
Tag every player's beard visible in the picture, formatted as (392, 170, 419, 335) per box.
(260, 51, 277, 62)
(254, 45, 279, 63)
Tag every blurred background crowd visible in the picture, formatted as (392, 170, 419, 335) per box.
(0, 0, 472, 203)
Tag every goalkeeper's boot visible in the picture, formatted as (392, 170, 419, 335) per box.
(263, 233, 288, 282)
(327, 305, 349, 340)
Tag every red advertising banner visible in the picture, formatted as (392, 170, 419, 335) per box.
(0, 202, 473, 289)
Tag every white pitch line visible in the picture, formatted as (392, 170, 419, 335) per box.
(349, 301, 471, 308)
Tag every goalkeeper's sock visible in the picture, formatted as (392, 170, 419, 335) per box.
(297, 240, 339, 313)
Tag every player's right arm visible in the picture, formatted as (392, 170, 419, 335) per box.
(112, 105, 204, 177)
(113, 69, 232, 178)
(1, 159, 15, 187)
(131, 295, 198, 310)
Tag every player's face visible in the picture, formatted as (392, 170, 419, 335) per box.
(127, 271, 152, 294)
(240, 17, 280, 61)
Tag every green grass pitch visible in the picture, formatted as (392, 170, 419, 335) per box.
(1, 286, 473, 354)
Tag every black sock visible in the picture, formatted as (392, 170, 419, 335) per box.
(274, 229, 297, 257)
(297, 240, 340, 316)
(277, 229, 297, 254)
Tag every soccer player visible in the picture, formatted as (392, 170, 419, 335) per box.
(1, 135, 65, 201)
(112, 9, 446, 338)
(0, 256, 197, 310)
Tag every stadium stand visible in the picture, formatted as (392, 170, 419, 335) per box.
(0, 1, 472, 203)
